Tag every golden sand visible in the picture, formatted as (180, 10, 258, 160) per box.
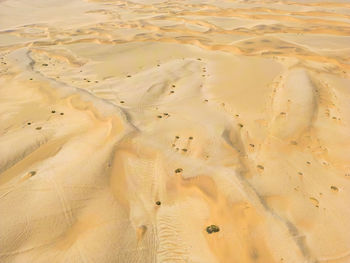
(1, 0, 350, 262)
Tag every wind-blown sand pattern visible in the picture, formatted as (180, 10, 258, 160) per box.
(1, 0, 350, 262)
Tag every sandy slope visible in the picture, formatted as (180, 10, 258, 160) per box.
(0, 0, 350, 262)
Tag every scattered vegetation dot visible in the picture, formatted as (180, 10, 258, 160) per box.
(175, 168, 183, 173)
(28, 171, 36, 177)
(206, 225, 220, 234)
(330, 186, 339, 192)
(156, 201, 161, 206)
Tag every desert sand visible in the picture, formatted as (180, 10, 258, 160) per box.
(1, 0, 350, 262)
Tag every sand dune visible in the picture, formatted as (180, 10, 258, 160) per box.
(1, 0, 350, 262)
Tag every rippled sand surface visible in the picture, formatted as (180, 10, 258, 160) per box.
(1, 0, 350, 262)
